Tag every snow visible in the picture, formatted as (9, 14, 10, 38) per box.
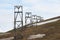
(27, 34, 46, 39)
(34, 18, 60, 26)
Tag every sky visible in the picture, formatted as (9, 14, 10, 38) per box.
(0, 0, 60, 32)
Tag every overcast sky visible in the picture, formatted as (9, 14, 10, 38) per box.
(0, 0, 60, 32)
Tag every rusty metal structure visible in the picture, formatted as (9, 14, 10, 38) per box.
(14, 5, 23, 40)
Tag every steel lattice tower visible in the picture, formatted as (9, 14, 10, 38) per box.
(25, 12, 32, 27)
(32, 15, 37, 23)
(32, 15, 37, 26)
(14, 5, 23, 40)
(40, 16, 44, 22)
(37, 16, 41, 22)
